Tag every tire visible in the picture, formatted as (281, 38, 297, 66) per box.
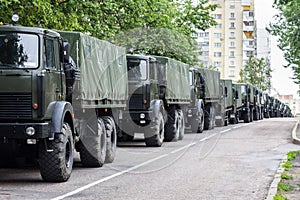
(145, 112, 164, 147)
(191, 113, 204, 133)
(250, 107, 253, 122)
(177, 109, 185, 140)
(39, 123, 74, 182)
(164, 107, 179, 142)
(102, 116, 117, 163)
(204, 105, 215, 130)
(244, 109, 250, 123)
(79, 118, 106, 167)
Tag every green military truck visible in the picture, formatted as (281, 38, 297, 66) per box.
(233, 83, 254, 123)
(0, 25, 127, 182)
(120, 54, 190, 146)
(262, 92, 271, 118)
(216, 79, 236, 126)
(253, 87, 263, 121)
(186, 67, 205, 133)
(196, 68, 221, 130)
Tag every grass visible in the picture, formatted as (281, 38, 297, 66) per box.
(280, 173, 293, 180)
(273, 150, 300, 200)
(278, 182, 295, 192)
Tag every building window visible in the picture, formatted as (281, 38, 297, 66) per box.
(215, 24, 222, 28)
(214, 33, 222, 38)
(230, 42, 235, 47)
(230, 13, 235, 19)
(249, 11, 254, 17)
(230, 51, 235, 57)
(230, 5, 235, 9)
(214, 61, 222, 67)
(192, 33, 198, 38)
(230, 60, 235, 66)
(202, 51, 209, 56)
(249, 40, 254, 46)
(199, 42, 209, 47)
(199, 32, 209, 37)
(214, 42, 222, 48)
(229, 70, 235, 77)
(230, 32, 235, 38)
(215, 14, 222, 19)
(214, 52, 222, 57)
(230, 22, 235, 29)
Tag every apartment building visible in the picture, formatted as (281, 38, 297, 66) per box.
(195, 0, 256, 82)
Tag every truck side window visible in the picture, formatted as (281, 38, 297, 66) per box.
(45, 38, 55, 69)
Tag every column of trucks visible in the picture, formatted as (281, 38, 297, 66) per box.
(0, 23, 293, 182)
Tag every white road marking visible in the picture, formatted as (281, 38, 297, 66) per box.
(50, 154, 168, 200)
(170, 142, 196, 154)
(51, 126, 236, 200)
(220, 129, 231, 133)
(199, 133, 217, 142)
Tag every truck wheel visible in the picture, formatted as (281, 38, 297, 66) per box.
(79, 118, 106, 167)
(102, 116, 117, 163)
(244, 109, 250, 123)
(177, 109, 185, 140)
(250, 108, 254, 122)
(164, 107, 179, 142)
(204, 105, 215, 130)
(39, 123, 74, 182)
(145, 112, 164, 147)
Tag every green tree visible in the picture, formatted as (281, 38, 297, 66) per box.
(268, 0, 300, 86)
(0, 0, 217, 65)
(239, 56, 272, 91)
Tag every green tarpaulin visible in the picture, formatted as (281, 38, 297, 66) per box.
(58, 31, 128, 107)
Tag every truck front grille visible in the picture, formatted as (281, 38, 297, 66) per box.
(0, 92, 32, 120)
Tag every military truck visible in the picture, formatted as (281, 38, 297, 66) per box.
(216, 79, 236, 126)
(0, 25, 127, 182)
(119, 54, 190, 146)
(196, 68, 221, 130)
(253, 87, 262, 121)
(186, 67, 205, 133)
(233, 83, 254, 123)
(262, 92, 271, 118)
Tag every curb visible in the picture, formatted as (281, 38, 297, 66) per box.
(292, 120, 300, 144)
(265, 155, 288, 200)
(266, 120, 300, 199)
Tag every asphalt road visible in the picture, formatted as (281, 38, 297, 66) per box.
(0, 118, 299, 200)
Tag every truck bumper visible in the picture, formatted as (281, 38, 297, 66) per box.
(0, 122, 49, 139)
(121, 110, 152, 127)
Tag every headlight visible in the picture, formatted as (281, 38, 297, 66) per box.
(26, 127, 35, 136)
(140, 113, 145, 119)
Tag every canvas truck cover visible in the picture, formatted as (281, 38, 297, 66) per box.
(57, 31, 127, 108)
(221, 79, 233, 108)
(198, 68, 221, 101)
(154, 56, 190, 104)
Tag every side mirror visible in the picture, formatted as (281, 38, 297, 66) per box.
(235, 90, 239, 99)
(62, 41, 70, 63)
(224, 86, 228, 97)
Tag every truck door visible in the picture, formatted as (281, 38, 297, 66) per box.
(43, 37, 64, 109)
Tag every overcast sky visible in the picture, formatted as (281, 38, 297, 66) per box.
(255, 0, 299, 97)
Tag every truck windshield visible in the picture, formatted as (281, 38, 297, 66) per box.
(0, 32, 38, 69)
(127, 59, 147, 81)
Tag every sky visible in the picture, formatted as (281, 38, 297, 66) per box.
(255, 0, 299, 97)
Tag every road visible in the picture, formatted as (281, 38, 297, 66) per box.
(0, 118, 299, 200)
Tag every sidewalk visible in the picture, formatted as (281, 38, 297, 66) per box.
(266, 120, 300, 200)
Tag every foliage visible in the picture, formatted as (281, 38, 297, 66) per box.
(268, 0, 300, 89)
(287, 150, 300, 161)
(0, 0, 217, 65)
(280, 173, 293, 180)
(273, 194, 288, 200)
(278, 182, 295, 192)
(239, 56, 272, 91)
